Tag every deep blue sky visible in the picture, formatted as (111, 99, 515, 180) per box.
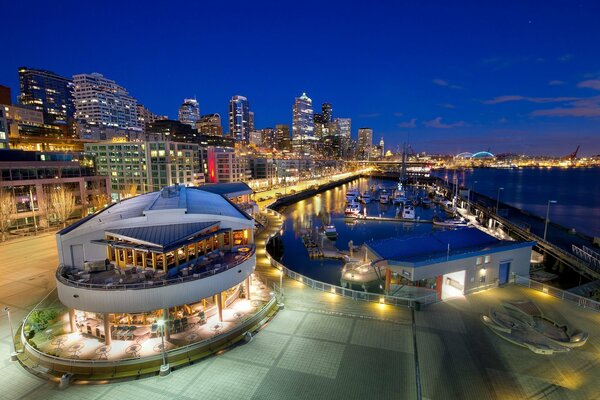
(2, 1, 600, 156)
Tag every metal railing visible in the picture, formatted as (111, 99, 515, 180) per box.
(261, 208, 438, 307)
(572, 245, 600, 270)
(20, 290, 277, 370)
(56, 246, 256, 291)
(512, 274, 600, 313)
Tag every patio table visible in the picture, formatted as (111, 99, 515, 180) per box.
(95, 345, 111, 360)
(125, 343, 142, 357)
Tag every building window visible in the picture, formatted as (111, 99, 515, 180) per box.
(484, 255, 491, 264)
(476, 257, 483, 265)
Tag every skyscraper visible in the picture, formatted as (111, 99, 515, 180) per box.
(178, 98, 200, 128)
(322, 103, 332, 123)
(72, 73, 140, 131)
(335, 118, 351, 158)
(292, 92, 314, 154)
(275, 124, 291, 151)
(18, 67, 75, 125)
(357, 128, 373, 160)
(228, 95, 250, 143)
(313, 113, 325, 139)
(379, 137, 385, 157)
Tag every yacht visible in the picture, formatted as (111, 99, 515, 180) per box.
(346, 188, 359, 203)
(393, 182, 407, 205)
(421, 197, 432, 208)
(344, 201, 362, 217)
(402, 204, 416, 219)
(323, 224, 338, 239)
(433, 215, 468, 228)
(379, 190, 390, 204)
(361, 191, 371, 203)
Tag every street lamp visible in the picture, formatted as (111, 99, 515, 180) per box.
(156, 319, 170, 376)
(279, 268, 284, 297)
(470, 181, 478, 213)
(496, 187, 504, 213)
(3, 307, 18, 361)
(543, 200, 557, 241)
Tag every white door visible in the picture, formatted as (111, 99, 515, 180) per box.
(71, 244, 84, 268)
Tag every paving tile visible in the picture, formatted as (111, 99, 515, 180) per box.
(181, 357, 269, 400)
(350, 319, 413, 354)
(223, 331, 290, 366)
(295, 313, 353, 343)
(277, 336, 345, 379)
(262, 309, 305, 335)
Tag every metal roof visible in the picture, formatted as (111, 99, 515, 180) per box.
(196, 182, 252, 197)
(106, 221, 219, 249)
(366, 228, 533, 265)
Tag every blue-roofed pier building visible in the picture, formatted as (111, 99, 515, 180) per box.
(55, 184, 256, 345)
(364, 228, 534, 300)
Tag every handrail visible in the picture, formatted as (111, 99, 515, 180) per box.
(512, 274, 600, 313)
(261, 208, 438, 307)
(20, 293, 277, 369)
(56, 246, 256, 291)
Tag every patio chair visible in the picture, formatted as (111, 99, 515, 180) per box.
(150, 323, 158, 337)
(173, 319, 181, 333)
(181, 317, 189, 330)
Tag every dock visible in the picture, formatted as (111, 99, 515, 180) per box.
(346, 215, 433, 224)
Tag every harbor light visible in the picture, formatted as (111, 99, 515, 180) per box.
(156, 319, 170, 376)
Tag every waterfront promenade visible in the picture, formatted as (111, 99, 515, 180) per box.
(1, 198, 600, 398)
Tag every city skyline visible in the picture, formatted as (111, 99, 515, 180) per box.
(1, 1, 600, 156)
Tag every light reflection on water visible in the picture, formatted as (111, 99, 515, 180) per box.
(280, 178, 446, 286)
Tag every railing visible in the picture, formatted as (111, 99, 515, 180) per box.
(56, 246, 256, 291)
(20, 290, 277, 370)
(512, 274, 600, 313)
(262, 208, 438, 307)
(572, 245, 600, 270)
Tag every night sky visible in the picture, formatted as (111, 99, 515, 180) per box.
(2, 1, 600, 156)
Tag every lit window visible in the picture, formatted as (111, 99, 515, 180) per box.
(484, 255, 491, 264)
(476, 257, 483, 265)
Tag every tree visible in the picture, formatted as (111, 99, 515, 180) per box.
(120, 183, 138, 199)
(0, 189, 17, 241)
(46, 186, 76, 228)
(90, 181, 111, 212)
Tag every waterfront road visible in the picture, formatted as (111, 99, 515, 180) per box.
(1, 213, 600, 399)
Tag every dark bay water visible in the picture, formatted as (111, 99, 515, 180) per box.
(279, 177, 444, 285)
(433, 167, 600, 238)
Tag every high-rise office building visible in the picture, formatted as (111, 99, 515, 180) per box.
(196, 113, 223, 137)
(228, 95, 250, 143)
(275, 124, 291, 151)
(249, 111, 255, 132)
(73, 73, 140, 131)
(379, 137, 385, 157)
(292, 92, 315, 154)
(313, 113, 325, 139)
(322, 103, 332, 123)
(357, 128, 373, 160)
(178, 98, 200, 128)
(18, 67, 75, 125)
(335, 118, 351, 158)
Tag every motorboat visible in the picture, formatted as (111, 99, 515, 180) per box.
(346, 187, 359, 202)
(361, 191, 371, 203)
(344, 201, 361, 217)
(402, 204, 416, 219)
(393, 182, 407, 205)
(440, 200, 457, 215)
(432, 214, 469, 227)
(421, 197, 432, 208)
(323, 224, 338, 239)
(379, 190, 390, 204)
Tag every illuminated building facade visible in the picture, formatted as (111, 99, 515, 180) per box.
(228, 95, 250, 143)
(73, 73, 140, 132)
(84, 140, 203, 200)
(196, 113, 223, 137)
(201, 147, 249, 184)
(274, 124, 291, 151)
(178, 98, 200, 128)
(18, 67, 75, 125)
(292, 92, 315, 155)
(358, 127, 373, 160)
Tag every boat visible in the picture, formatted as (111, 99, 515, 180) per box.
(421, 197, 432, 208)
(323, 224, 338, 239)
(346, 187, 359, 202)
(361, 191, 371, 203)
(392, 182, 407, 205)
(402, 204, 416, 219)
(440, 200, 457, 215)
(344, 201, 361, 217)
(412, 197, 420, 206)
(432, 214, 468, 227)
(379, 190, 390, 204)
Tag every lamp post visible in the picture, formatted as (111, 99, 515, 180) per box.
(157, 319, 170, 376)
(495, 187, 504, 213)
(4, 307, 18, 361)
(470, 181, 478, 214)
(543, 200, 557, 242)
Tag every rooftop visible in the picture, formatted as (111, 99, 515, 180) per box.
(366, 227, 534, 266)
(105, 221, 219, 249)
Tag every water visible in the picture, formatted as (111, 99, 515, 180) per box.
(279, 177, 446, 286)
(433, 167, 600, 238)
